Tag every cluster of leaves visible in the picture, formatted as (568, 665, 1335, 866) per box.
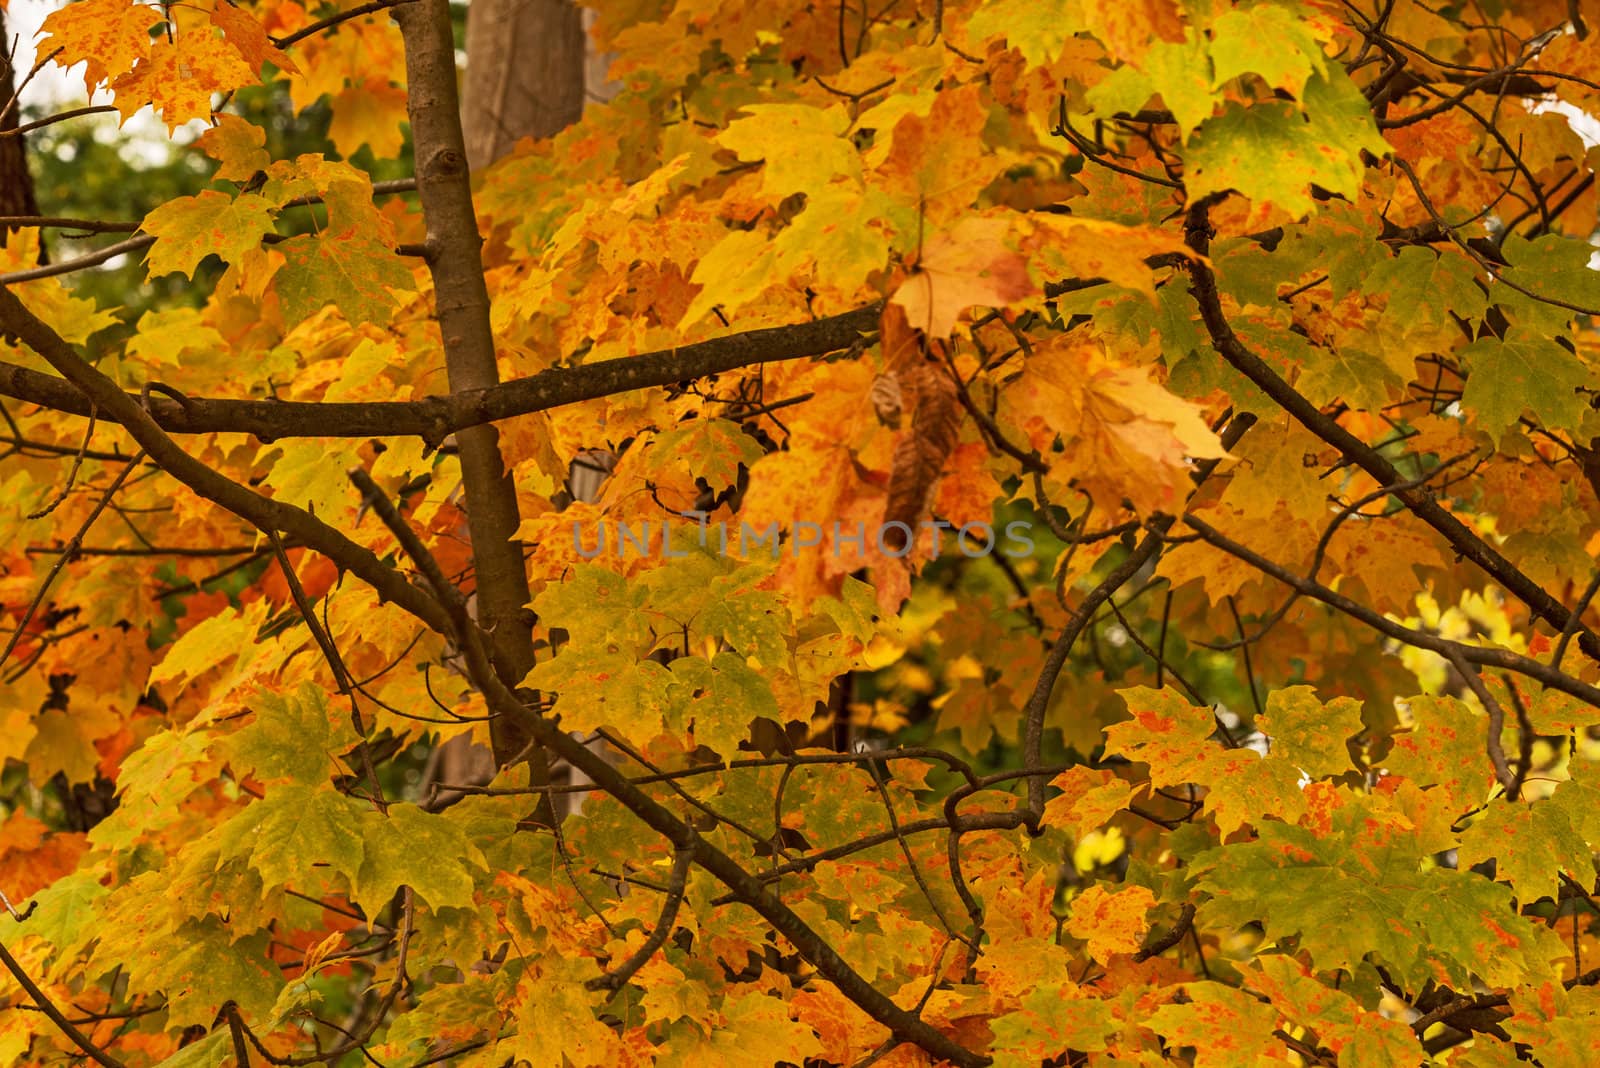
(6, 0, 1600, 1065)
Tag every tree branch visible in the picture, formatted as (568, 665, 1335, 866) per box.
(0, 304, 881, 446)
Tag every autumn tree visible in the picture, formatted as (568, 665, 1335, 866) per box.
(8, 0, 1600, 1065)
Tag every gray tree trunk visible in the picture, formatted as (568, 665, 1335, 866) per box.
(460, 0, 586, 170)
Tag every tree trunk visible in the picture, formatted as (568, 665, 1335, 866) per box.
(396, 0, 557, 824)
(0, 7, 43, 255)
(429, 0, 592, 808)
(460, 0, 586, 170)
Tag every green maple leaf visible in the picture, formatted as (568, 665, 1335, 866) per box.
(275, 232, 415, 325)
(1382, 694, 1503, 813)
(1085, 33, 1216, 138)
(1297, 344, 1404, 411)
(988, 983, 1115, 1066)
(640, 554, 791, 665)
(530, 564, 657, 651)
(771, 185, 892, 302)
(667, 652, 780, 757)
(527, 650, 674, 744)
(2, 870, 108, 965)
(1105, 686, 1306, 834)
(1247, 955, 1419, 1065)
(354, 803, 487, 916)
(1284, 204, 1390, 296)
(508, 956, 618, 1068)
(1460, 328, 1588, 445)
(374, 978, 499, 1062)
(1497, 233, 1600, 335)
(142, 190, 277, 279)
(1552, 769, 1600, 843)
(965, 0, 1074, 67)
(1363, 246, 1487, 331)
(1456, 800, 1594, 904)
(1193, 796, 1561, 987)
(1184, 69, 1387, 217)
(1208, 4, 1327, 95)
(90, 727, 214, 850)
(647, 418, 766, 492)
(1257, 685, 1364, 779)
(141, 920, 283, 1031)
(259, 437, 367, 517)
(151, 1031, 229, 1068)
(228, 684, 357, 786)
(219, 782, 367, 893)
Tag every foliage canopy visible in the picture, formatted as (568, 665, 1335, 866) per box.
(6, 0, 1600, 1065)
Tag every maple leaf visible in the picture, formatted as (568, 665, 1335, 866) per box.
(1042, 766, 1133, 839)
(354, 803, 487, 914)
(509, 956, 619, 1067)
(1184, 70, 1388, 223)
(1382, 694, 1505, 814)
(1256, 685, 1364, 780)
(717, 103, 860, 200)
(1105, 686, 1305, 835)
(211, 0, 299, 76)
(225, 684, 357, 785)
(219, 782, 367, 892)
(1208, 4, 1328, 95)
(1000, 331, 1229, 516)
(888, 216, 1033, 338)
(13, 0, 1600, 1062)
(198, 114, 272, 179)
(1460, 328, 1590, 445)
(988, 984, 1116, 1066)
(38, 0, 164, 90)
(275, 231, 415, 324)
(1146, 983, 1286, 1068)
(327, 81, 411, 158)
(964, 0, 1074, 67)
(1065, 883, 1154, 959)
(1086, 31, 1217, 139)
(1456, 799, 1594, 905)
(141, 190, 278, 280)
(110, 25, 259, 130)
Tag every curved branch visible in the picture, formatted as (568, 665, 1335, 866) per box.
(586, 847, 693, 992)
(1179, 512, 1600, 708)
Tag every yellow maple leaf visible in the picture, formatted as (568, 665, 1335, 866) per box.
(1066, 883, 1156, 960)
(1000, 331, 1228, 515)
(111, 26, 258, 130)
(38, 0, 163, 91)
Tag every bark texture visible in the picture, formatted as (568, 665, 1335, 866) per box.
(460, 0, 586, 170)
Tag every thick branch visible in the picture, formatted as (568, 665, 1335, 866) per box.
(0, 305, 880, 444)
(395, 0, 552, 771)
